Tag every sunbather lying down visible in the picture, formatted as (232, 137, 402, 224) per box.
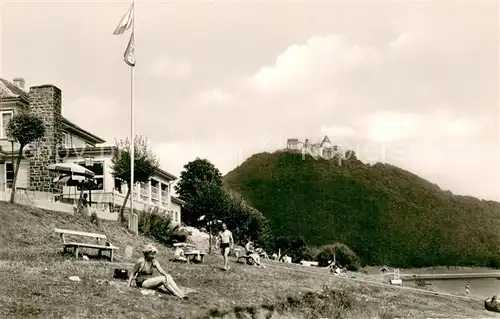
(128, 244, 194, 299)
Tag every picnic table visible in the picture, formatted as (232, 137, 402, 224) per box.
(54, 228, 119, 262)
(173, 243, 206, 264)
(184, 249, 206, 264)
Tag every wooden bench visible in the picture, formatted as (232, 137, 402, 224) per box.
(54, 228, 119, 262)
(184, 249, 206, 264)
(173, 243, 196, 248)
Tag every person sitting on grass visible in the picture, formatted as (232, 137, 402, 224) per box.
(244, 240, 266, 268)
(255, 247, 269, 259)
(173, 245, 187, 262)
(128, 244, 188, 299)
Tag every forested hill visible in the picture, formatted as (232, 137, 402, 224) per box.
(223, 150, 500, 268)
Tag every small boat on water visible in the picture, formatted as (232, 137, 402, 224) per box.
(485, 295, 500, 313)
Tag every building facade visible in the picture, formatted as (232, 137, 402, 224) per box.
(0, 77, 184, 224)
(287, 135, 342, 159)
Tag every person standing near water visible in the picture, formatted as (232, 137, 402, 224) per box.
(465, 282, 471, 297)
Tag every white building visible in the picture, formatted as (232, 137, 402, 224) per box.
(0, 76, 184, 225)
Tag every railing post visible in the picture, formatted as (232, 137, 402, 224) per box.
(129, 212, 138, 235)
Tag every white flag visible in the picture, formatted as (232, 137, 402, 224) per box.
(113, 3, 134, 35)
(124, 32, 136, 67)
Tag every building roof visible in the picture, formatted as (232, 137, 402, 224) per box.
(0, 77, 105, 144)
(0, 78, 29, 102)
(156, 167, 177, 182)
(171, 196, 186, 206)
(59, 145, 178, 181)
(321, 135, 331, 145)
(61, 117, 106, 144)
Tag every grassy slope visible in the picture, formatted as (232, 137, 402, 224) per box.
(0, 202, 496, 319)
(223, 151, 500, 268)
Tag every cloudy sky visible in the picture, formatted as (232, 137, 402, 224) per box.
(1, 1, 498, 200)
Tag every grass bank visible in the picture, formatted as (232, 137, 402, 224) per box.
(0, 202, 496, 318)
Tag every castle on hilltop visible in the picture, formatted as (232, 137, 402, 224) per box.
(286, 135, 343, 159)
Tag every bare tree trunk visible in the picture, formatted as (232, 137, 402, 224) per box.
(9, 146, 24, 204)
(119, 186, 132, 223)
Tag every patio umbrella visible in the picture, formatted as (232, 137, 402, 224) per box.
(52, 174, 98, 207)
(49, 163, 96, 207)
(52, 174, 92, 186)
(47, 163, 95, 177)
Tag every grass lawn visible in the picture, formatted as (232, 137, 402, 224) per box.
(0, 202, 497, 318)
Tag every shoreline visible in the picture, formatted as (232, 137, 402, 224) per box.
(362, 265, 500, 275)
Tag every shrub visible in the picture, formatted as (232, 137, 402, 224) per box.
(485, 254, 500, 269)
(138, 207, 187, 245)
(414, 277, 427, 288)
(272, 235, 313, 262)
(315, 242, 361, 271)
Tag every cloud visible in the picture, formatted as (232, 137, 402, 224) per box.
(153, 138, 251, 181)
(150, 56, 191, 79)
(165, 24, 497, 199)
(360, 108, 484, 144)
(249, 35, 378, 94)
(320, 125, 357, 140)
(4, 1, 497, 200)
(194, 88, 233, 107)
(361, 111, 423, 143)
(64, 97, 126, 144)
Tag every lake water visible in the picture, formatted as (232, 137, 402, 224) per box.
(403, 278, 500, 299)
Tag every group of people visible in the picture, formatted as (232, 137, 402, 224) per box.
(219, 223, 268, 269)
(328, 260, 347, 276)
(127, 223, 267, 299)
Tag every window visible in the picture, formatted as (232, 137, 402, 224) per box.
(5, 163, 13, 188)
(139, 182, 148, 200)
(76, 161, 104, 191)
(61, 132, 69, 147)
(0, 111, 13, 139)
(114, 178, 123, 193)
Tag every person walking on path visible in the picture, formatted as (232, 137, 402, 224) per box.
(218, 223, 234, 271)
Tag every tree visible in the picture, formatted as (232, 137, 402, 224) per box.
(6, 110, 45, 204)
(111, 135, 159, 222)
(224, 190, 272, 247)
(315, 243, 361, 271)
(175, 158, 223, 225)
(189, 181, 230, 253)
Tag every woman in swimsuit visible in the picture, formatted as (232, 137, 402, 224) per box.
(128, 244, 187, 299)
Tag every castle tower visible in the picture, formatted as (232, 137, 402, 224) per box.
(320, 135, 331, 148)
(287, 138, 299, 150)
(321, 135, 332, 158)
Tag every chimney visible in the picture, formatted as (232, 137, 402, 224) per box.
(28, 84, 63, 193)
(13, 77, 26, 89)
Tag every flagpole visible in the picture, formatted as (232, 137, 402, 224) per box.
(129, 0, 135, 234)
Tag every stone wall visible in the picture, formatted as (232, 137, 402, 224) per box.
(28, 85, 63, 193)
